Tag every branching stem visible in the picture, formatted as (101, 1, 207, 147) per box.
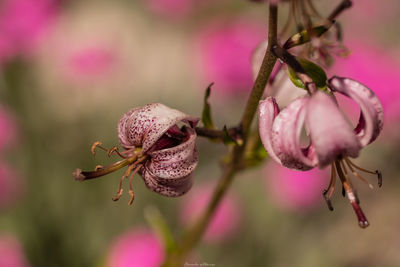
(162, 4, 278, 267)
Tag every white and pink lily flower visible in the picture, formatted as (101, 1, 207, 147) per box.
(258, 76, 384, 228)
(74, 103, 199, 202)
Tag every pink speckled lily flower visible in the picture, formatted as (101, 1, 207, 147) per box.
(259, 76, 384, 227)
(106, 228, 164, 267)
(74, 103, 199, 202)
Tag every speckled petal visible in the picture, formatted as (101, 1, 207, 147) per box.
(258, 97, 281, 164)
(306, 91, 362, 168)
(328, 76, 384, 146)
(139, 128, 197, 197)
(271, 97, 316, 170)
(117, 103, 199, 152)
(118, 107, 140, 149)
(146, 128, 198, 180)
(140, 169, 194, 197)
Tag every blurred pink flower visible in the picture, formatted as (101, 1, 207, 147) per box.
(193, 19, 265, 94)
(0, 163, 23, 209)
(0, 106, 18, 151)
(64, 43, 119, 83)
(145, 0, 198, 19)
(331, 42, 400, 123)
(179, 182, 240, 243)
(0, 0, 58, 63)
(264, 161, 328, 211)
(107, 228, 164, 267)
(0, 234, 30, 267)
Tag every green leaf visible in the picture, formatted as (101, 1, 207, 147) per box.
(144, 206, 177, 254)
(283, 24, 332, 49)
(287, 67, 306, 89)
(287, 57, 327, 89)
(201, 83, 215, 129)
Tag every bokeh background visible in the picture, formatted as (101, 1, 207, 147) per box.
(1, 0, 400, 266)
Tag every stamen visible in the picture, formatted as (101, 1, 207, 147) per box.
(346, 158, 377, 174)
(91, 141, 127, 159)
(344, 159, 374, 189)
(128, 165, 143, 205)
(112, 164, 135, 201)
(340, 160, 360, 204)
(323, 164, 336, 211)
(335, 161, 369, 228)
(376, 170, 383, 188)
(345, 158, 382, 188)
(73, 154, 145, 181)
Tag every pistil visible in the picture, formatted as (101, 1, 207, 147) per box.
(334, 160, 369, 228)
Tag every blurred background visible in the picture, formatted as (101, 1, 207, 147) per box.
(0, 0, 400, 266)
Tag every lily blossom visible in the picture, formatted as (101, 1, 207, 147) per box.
(259, 76, 384, 228)
(74, 103, 199, 202)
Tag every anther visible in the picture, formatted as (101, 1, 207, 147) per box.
(376, 170, 382, 187)
(95, 165, 104, 171)
(91, 141, 102, 156)
(128, 190, 135, 205)
(112, 189, 123, 201)
(323, 190, 334, 211)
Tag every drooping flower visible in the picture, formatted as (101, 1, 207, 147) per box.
(0, 234, 30, 267)
(258, 76, 384, 227)
(106, 227, 164, 267)
(264, 161, 328, 211)
(73, 103, 199, 203)
(179, 182, 241, 243)
(251, 40, 307, 107)
(330, 42, 400, 124)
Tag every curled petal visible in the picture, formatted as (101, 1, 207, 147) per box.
(328, 76, 384, 146)
(140, 128, 198, 197)
(140, 170, 194, 197)
(258, 97, 281, 164)
(118, 103, 198, 152)
(306, 91, 361, 168)
(271, 97, 316, 170)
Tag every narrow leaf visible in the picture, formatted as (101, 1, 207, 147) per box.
(283, 23, 333, 49)
(201, 83, 215, 129)
(144, 206, 177, 254)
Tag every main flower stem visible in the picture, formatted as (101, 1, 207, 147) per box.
(163, 4, 278, 267)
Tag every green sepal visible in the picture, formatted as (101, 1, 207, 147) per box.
(222, 125, 243, 146)
(287, 57, 327, 89)
(201, 83, 215, 129)
(244, 137, 268, 168)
